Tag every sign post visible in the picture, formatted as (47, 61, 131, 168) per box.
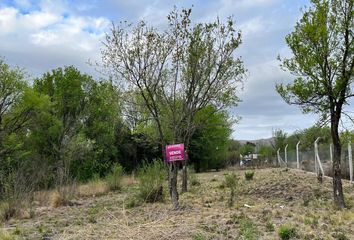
(166, 143, 185, 162)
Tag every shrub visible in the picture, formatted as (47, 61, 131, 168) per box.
(245, 171, 255, 180)
(224, 173, 238, 207)
(278, 225, 297, 240)
(105, 163, 124, 191)
(0, 201, 16, 222)
(50, 182, 77, 208)
(238, 216, 259, 240)
(189, 167, 200, 186)
(138, 160, 165, 202)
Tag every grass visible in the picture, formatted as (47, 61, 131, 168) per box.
(244, 170, 255, 180)
(278, 224, 297, 240)
(77, 180, 110, 198)
(137, 160, 165, 203)
(0, 229, 17, 240)
(105, 163, 124, 191)
(3, 168, 354, 239)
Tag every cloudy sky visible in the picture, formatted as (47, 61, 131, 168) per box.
(0, 0, 321, 140)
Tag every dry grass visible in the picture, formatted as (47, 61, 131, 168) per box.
(77, 180, 110, 198)
(0, 228, 17, 240)
(4, 168, 354, 239)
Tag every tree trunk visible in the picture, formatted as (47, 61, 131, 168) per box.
(169, 162, 179, 209)
(331, 114, 345, 209)
(181, 146, 189, 193)
(181, 160, 187, 193)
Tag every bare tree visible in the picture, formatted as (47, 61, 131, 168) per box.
(101, 8, 245, 208)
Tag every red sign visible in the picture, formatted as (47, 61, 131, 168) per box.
(166, 144, 185, 162)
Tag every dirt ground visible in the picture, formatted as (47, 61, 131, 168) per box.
(2, 168, 354, 239)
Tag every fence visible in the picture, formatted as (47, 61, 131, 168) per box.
(277, 140, 353, 183)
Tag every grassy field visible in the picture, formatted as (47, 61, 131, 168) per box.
(2, 168, 354, 239)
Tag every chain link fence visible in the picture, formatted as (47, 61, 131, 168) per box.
(277, 141, 353, 181)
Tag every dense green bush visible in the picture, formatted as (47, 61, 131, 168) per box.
(138, 160, 165, 202)
(278, 225, 297, 240)
(245, 171, 255, 180)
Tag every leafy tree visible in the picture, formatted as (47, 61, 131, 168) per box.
(258, 145, 273, 159)
(189, 106, 232, 172)
(272, 129, 287, 152)
(102, 8, 245, 208)
(0, 59, 52, 198)
(0, 60, 29, 159)
(240, 143, 255, 156)
(33, 66, 95, 185)
(228, 139, 242, 165)
(276, 0, 354, 208)
(298, 126, 331, 150)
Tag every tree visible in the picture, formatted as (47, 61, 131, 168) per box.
(189, 105, 232, 172)
(33, 66, 95, 186)
(276, 0, 354, 208)
(272, 129, 287, 153)
(0, 59, 52, 198)
(101, 8, 245, 209)
(0, 60, 29, 158)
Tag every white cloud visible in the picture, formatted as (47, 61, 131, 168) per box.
(239, 17, 265, 38)
(0, 7, 18, 34)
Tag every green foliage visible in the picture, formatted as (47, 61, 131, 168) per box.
(138, 160, 166, 202)
(272, 129, 287, 152)
(228, 139, 242, 165)
(278, 225, 297, 240)
(224, 173, 238, 207)
(277, 0, 354, 207)
(240, 143, 255, 156)
(105, 164, 124, 191)
(238, 216, 259, 240)
(244, 171, 255, 181)
(190, 106, 232, 172)
(193, 233, 206, 240)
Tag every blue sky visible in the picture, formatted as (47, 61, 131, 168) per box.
(0, 0, 321, 140)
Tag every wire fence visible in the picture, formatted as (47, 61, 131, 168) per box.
(277, 141, 353, 182)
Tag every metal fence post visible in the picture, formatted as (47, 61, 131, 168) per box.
(296, 141, 300, 169)
(314, 137, 324, 178)
(277, 148, 280, 166)
(285, 144, 288, 166)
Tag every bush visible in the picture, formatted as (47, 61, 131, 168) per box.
(239, 216, 259, 240)
(0, 201, 16, 222)
(245, 171, 255, 180)
(138, 160, 165, 203)
(224, 173, 238, 207)
(278, 225, 297, 240)
(189, 167, 200, 186)
(105, 164, 123, 191)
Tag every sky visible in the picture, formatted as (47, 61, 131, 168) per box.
(0, 0, 321, 140)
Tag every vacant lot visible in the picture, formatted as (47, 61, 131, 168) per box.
(2, 168, 354, 239)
